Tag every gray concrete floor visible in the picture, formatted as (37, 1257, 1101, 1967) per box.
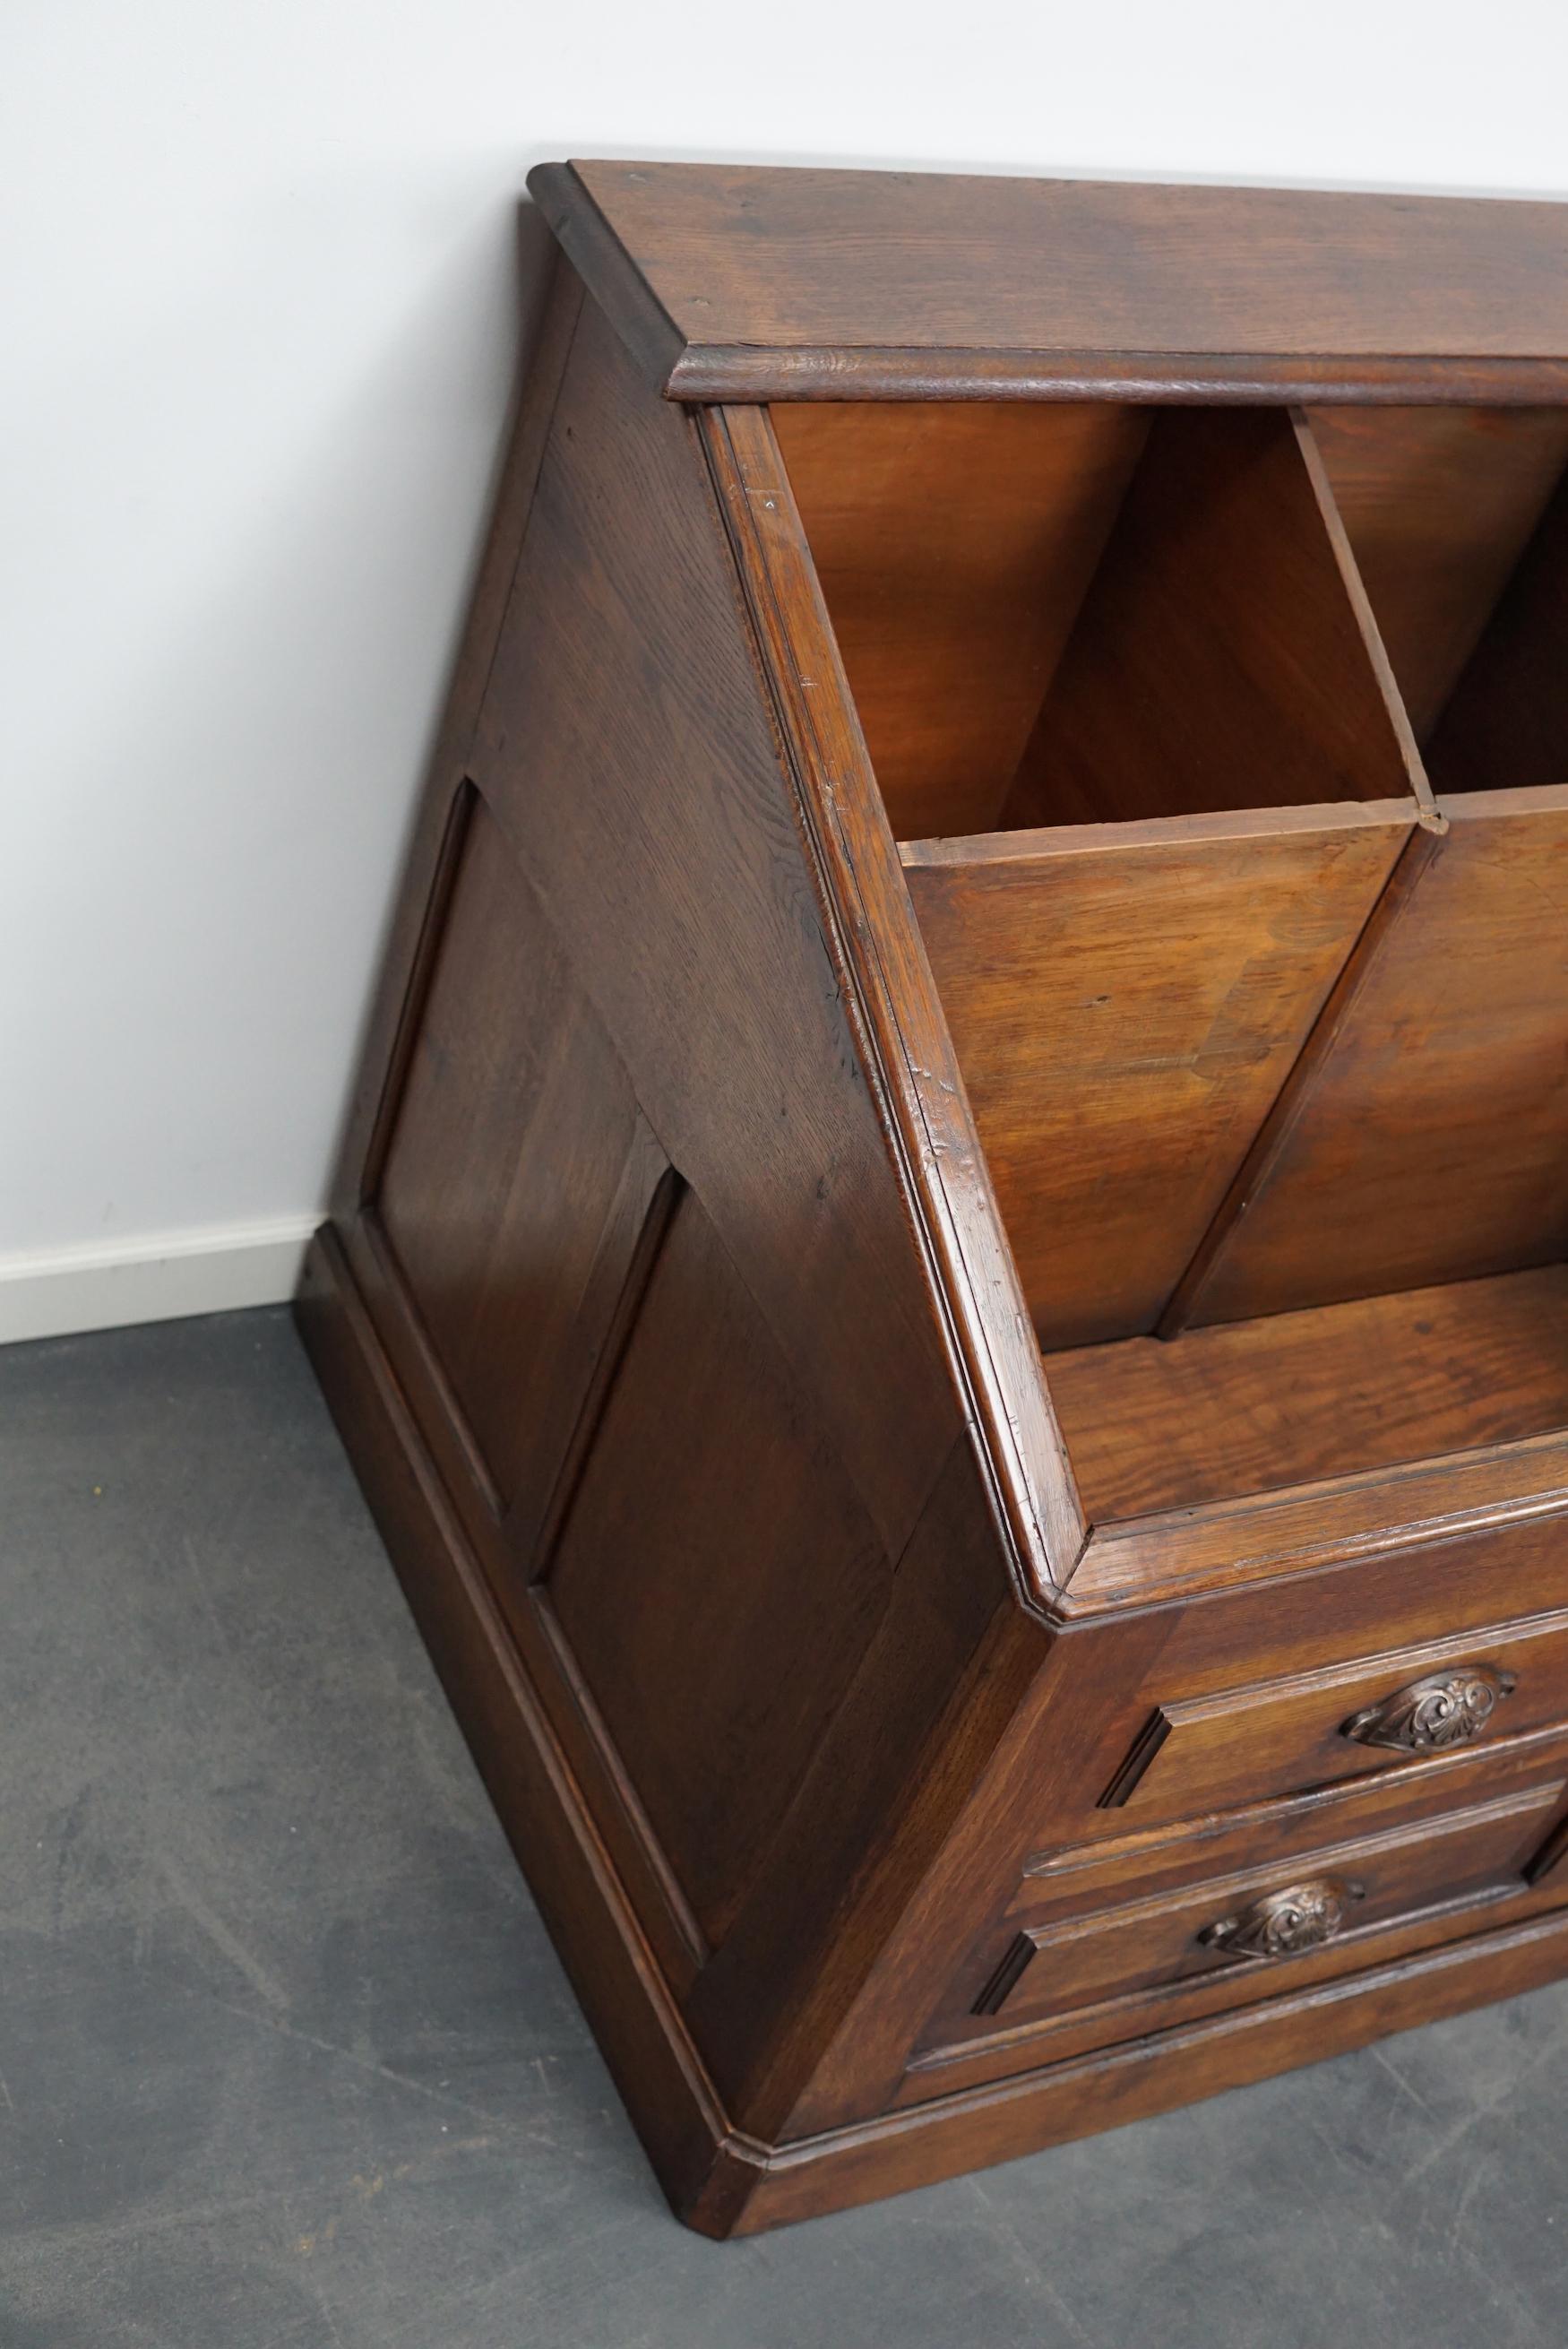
(3, 1308, 1565, 2346)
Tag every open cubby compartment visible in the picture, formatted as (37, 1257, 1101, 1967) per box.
(1307, 406, 1568, 794)
(772, 398, 1568, 1542)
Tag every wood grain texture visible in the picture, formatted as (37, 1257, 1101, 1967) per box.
(546, 1187, 892, 1950)
(705, 400, 1083, 1592)
(771, 401, 1150, 840)
(983, 1783, 1557, 2027)
(904, 806, 1410, 1348)
(1067, 1435, 1568, 1615)
(530, 162, 1568, 398)
(1181, 789, 1568, 1326)
(1019, 1728, 1568, 1922)
(1002, 408, 1421, 827)
(727, 1913, 1568, 2228)
(1048, 1266, 1568, 1524)
(470, 290, 961, 1565)
(377, 796, 642, 1513)
(1309, 406, 1568, 741)
(331, 249, 586, 1221)
(909, 1790, 1568, 2099)
(1104, 1610, 1568, 1827)
(306, 172, 1568, 2232)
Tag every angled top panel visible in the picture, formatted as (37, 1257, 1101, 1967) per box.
(527, 160, 1568, 402)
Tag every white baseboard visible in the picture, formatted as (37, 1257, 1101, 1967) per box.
(0, 1215, 321, 1345)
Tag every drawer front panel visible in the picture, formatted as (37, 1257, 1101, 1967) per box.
(1105, 1610, 1568, 1823)
(981, 1778, 1562, 2030)
(1022, 1725, 1568, 1930)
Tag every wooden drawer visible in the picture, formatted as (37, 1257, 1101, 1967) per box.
(977, 1775, 1563, 2032)
(1102, 1608, 1568, 1824)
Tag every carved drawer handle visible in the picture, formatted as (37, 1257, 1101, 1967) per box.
(1342, 1665, 1517, 1754)
(1199, 1877, 1365, 1963)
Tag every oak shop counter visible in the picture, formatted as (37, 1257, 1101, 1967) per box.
(297, 160, 1568, 2232)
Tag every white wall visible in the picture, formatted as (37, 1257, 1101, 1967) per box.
(4, 0, 1565, 1338)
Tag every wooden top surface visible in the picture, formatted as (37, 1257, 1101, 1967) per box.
(528, 160, 1568, 402)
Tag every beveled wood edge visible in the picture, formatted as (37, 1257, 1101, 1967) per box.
(1158, 819, 1446, 1335)
(526, 162, 688, 391)
(722, 1903, 1568, 2228)
(528, 164, 1568, 407)
(326, 254, 588, 1222)
(700, 401, 1083, 1607)
(1290, 407, 1437, 818)
(1028, 1714, 1568, 1878)
(294, 1226, 744, 2227)
(898, 797, 1420, 870)
(671, 348, 1568, 405)
(1065, 1426, 1568, 1616)
(1441, 782, 1568, 819)
(297, 1239, 1568, 2229)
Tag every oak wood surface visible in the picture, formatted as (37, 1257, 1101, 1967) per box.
(706, 400, 1082, 1591)
(1309, 405, 1568, 740)
(1048, 1266, 1568, 1524)
(546, 1185, 892, 1951)
(1019, 1727, 1568, 1921)
(302, 169, 1568, 2232)
(298, 1231, 1568, 2231)
(530, 162, 1568, 402)
(1107, 1609, 1568, 1827)
(905, 805, 1409, 1348)
(1002, 409, 1422, 829)
(376, 795, 644, 1514)
(984, 1783, 1558, 2028)
(771, 401, 1150, 841)
(1178, 789, 1568, 1326)
(330, 251, 585, 1222)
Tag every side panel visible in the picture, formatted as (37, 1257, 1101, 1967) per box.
(309, 278, 1033, 2147)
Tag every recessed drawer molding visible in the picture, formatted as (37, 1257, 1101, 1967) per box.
(1343, 1665, 1517, 1754)
(1099, 1615, 1568, 1821)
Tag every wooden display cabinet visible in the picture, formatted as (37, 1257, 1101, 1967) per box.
(297, 161, 1568, 2232)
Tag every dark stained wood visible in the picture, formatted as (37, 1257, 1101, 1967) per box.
(1002, 408, 1422, 828)
(546, 1187, 892, 1949)
(980, 1783, 1557, 2027)
(1097, 1609, 1568, 1827)
(905, 805, 1409, 1347)
(707, 399, 1082, 1589)
(1021, 1727, 1568, 1922)
(1048, 1266, 1568, 1524)
(771, 401, 1150, 840)
(1309, 406, 1568, 741)
(732, 1913, 1568, 2227)
(530, 162, 1568, 401)
(331, 249, 586, 1221)
(302, 168, 1568, 2232)
(294, 1231, 737, 2222)
(685, 1438, 1049, 2137)
(376, 796, 646, 1512)
(1068, 1433, 1568, 1615)
(1178, 790, 1568, 1327)
(470, 290, 962, 1566)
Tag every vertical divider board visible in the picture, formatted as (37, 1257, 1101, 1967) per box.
(1171, 786, 1568, 1327)
(1171, 411, 1568, 1330)
(999, 406, 1430, 830)
(902, 807, 1411, 1352)
(888, 405, 1429, 1353)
